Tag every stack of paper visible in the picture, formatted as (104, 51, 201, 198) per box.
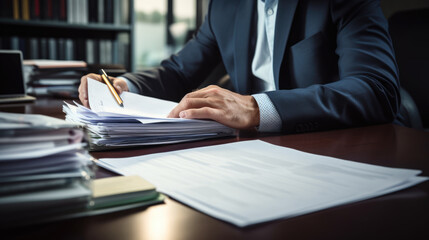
(0, 112, 94, 226)
(63, 79, 234, 150)
(23, 60, 88, 98)
(97, 140, 429, 227)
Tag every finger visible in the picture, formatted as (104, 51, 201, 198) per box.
(79, 73, 103, 108)
(179, 107, 224, 123)
(79, 73, 102, 97)
(167, 86, 228, 118)
(199, 84, 220, 90)
(86, 73, 103, 82)
(112, 78, 129, 94)
(186, 85, 225, 99)
(78, 75, 88, 105)
(167, 98, 213, 118)
(81, 99, 89, 108)
(114, 84, 123, 94)
(78, 91, 88, 108)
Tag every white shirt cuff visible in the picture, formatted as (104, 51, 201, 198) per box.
(252, 93, 282, 132)
(117, 76, 140, 94)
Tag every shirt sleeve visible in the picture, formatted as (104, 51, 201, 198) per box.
(252, 93, 282, 132)
(117, 76, 140, 94)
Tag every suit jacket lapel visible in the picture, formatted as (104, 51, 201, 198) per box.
(273, 0, 299, 89)
(233, 0, 256, 94)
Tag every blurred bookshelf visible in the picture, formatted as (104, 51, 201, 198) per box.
(0, 0, 135, 72)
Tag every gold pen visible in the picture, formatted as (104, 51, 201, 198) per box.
(100, 69, 123, 107)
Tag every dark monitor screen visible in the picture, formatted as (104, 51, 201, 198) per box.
(0, 50, 25, 97)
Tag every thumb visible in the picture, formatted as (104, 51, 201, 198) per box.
(114, 84, 123, 94)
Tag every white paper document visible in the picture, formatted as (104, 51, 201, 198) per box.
(87, 78, 177, 118)
(63, 79, 234, 150)
(97, 140, 428, 227)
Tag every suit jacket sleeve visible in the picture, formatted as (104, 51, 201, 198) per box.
(121, 8, 221, 102)
(266, 0, 400, 133)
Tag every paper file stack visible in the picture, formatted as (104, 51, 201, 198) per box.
(63, 79, 234, 150)
(23, 60, 88, 98)
(0, 112, 94, 226)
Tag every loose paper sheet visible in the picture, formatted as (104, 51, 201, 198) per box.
(97, 140, 428, 226)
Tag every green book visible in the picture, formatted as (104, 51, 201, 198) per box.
(90, 175, 160, 210)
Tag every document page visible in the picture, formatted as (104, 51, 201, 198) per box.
(98, 140, 428, 226)
(87, 78, 177, 118)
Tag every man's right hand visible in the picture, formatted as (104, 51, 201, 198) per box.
(78, 73, 129, 108)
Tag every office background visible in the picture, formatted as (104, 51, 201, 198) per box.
(0, 0, 426, 70)
(0, 0, 428, 127)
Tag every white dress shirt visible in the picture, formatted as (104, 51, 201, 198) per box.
(251, 0, 277, 92)
(251, 0, 282, 132)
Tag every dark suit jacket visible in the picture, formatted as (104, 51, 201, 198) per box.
(123, 0, 400, 134)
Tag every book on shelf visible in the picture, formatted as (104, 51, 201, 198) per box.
(104, 0, 113, 24)
(1, 0, 130, 24)
(114, 0, 121, 25)
(97, 0, 104, 23)
(0, 1, 132, 70)
(29, 0, 40, 20)
(86, 39, 95, 64)
(121, 0, 129, 24)
(21, 0, 30, 20)
(66, 38, 74, 60)
(13, 0, 20, 20)
(48, 37, 56, 60)
(1, 36, 127, 68)
(60, 0, 68, 21)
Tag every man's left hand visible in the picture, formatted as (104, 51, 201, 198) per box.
(167, 85, 260, 130)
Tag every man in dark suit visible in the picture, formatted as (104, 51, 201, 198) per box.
(79, 0, 399, 134)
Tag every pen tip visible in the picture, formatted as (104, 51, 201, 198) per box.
(120, 103, 124, 107)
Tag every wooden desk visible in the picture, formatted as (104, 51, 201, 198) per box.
(2, 97, 429, 239)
